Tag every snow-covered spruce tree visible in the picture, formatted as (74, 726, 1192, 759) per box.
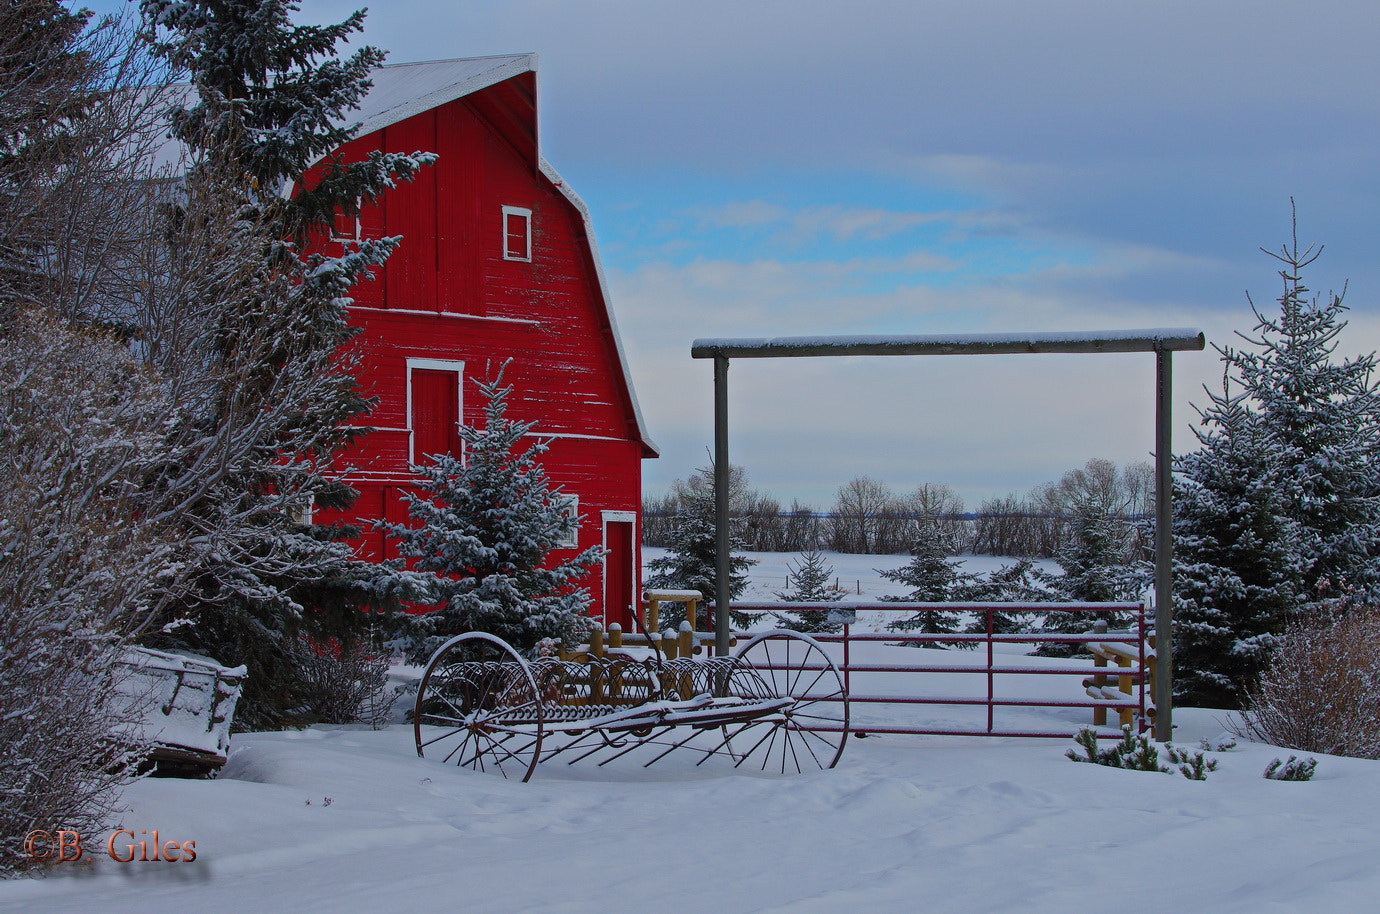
(644, 464, 758, 630)
(1172, 368, 1308, 707)
(951, 559, 1052, 636)
(1230, 227, 1380, 601)
(881, 520, 970, 644)
(136, 0, 437, 727)
(1172, 217, 1380, 708)
(1036, 495, 1144, 655)
(382, 370, 605, 662)
(774, 550, 844, 633)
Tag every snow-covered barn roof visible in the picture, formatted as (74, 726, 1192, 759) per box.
(347, 54, 536, 140)
(149, 55, 657, 456)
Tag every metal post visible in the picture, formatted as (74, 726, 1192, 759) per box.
(713, 355, 731, 658)
(1154, 349, 1174, 740)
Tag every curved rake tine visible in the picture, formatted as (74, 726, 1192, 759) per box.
(486, 731, 539, 764)
(561, 730, 625, 765)
(595, 726, 676, 767)
(487, 735, 539, 776)
(639, 727, 709, 768)
(732, 720, 780, 769)
(695, 720, 760, 766)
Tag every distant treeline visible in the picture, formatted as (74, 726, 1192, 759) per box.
(642, 458, 1153, 560)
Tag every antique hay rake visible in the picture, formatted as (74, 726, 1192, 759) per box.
(413, 629, 848, 781)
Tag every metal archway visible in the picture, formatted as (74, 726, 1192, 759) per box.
(691, 328, 1205, 740)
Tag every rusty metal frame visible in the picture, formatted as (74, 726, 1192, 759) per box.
(413, 630, 848, 779)
(691, 328, 1205, 740)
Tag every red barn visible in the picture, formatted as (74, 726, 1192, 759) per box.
(308, 55, 657, 631)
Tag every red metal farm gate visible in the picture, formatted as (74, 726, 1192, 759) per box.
(722, 601, 1153, 740)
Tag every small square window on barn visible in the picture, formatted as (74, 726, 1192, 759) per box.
(502, 205, 532, 262)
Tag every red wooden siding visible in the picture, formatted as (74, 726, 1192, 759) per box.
(315, 68, 650, 625)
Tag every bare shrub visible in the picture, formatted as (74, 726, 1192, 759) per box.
(0, 619, 148, 876)
(292, 636, 397, 729)
(0, 313, 169, 875)
(1231, 609, 1380, 759)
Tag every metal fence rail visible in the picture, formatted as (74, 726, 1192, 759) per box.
(723, 602, 1150, 740)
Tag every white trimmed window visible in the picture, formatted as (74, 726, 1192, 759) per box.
(502, 205, 532, 262)
(286, 494, 315, 526)
(331, 199, 363, 248)
(554, 494, 579, 548)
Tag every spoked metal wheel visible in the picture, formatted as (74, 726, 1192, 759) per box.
(414, 632, 545, 781)
(726, 630, 848, 773)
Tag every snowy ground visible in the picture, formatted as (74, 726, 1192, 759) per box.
(4, 553, 1375, 912)
(691, 548, 1057, 605)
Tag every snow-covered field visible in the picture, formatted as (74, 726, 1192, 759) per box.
(689, 548, 1057, 605)
(5, 553, 1376, 913)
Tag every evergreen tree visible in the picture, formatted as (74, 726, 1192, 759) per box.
(1036, 496, 1144, 656)
(382, 370, 605, 662)
(644, 464, 757, 630)
(1172, 214, 1380, 708)
(137, 1, 436, 726)
(774, 550, 844, 633)
(1173, 387, 1303, 707)
(952, 559, 1051, 636)
(881, 520, 969, 643)
(1230, 229, 1380, 601)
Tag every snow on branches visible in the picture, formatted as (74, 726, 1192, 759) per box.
(382, 367, 605, 660)
(1174, 210, 1380, 708)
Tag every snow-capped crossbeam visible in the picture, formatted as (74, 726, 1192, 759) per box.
(691, 328, 1205, 359)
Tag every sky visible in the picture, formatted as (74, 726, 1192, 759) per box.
(98, 0, 1380, 507)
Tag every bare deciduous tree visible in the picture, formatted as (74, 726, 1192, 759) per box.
(830, 475, 891, 553)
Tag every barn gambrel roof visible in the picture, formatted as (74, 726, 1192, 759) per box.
(154, 54, 657, 457)
(348, 55, 656, 456)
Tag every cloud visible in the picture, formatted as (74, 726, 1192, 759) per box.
(279, 0, 1380, 503)
(609, 240, 1259, 504)
(690, 201, 951, 244)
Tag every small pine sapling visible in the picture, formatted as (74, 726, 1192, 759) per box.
(1264, 756, 1318, 781)
(1165, 745, 1219, 780)
(882, 520, 971, 647)
(1067, 726, 1217, 779)
(774, 550, 845, 633)
(1066, 726, 1167, 772)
